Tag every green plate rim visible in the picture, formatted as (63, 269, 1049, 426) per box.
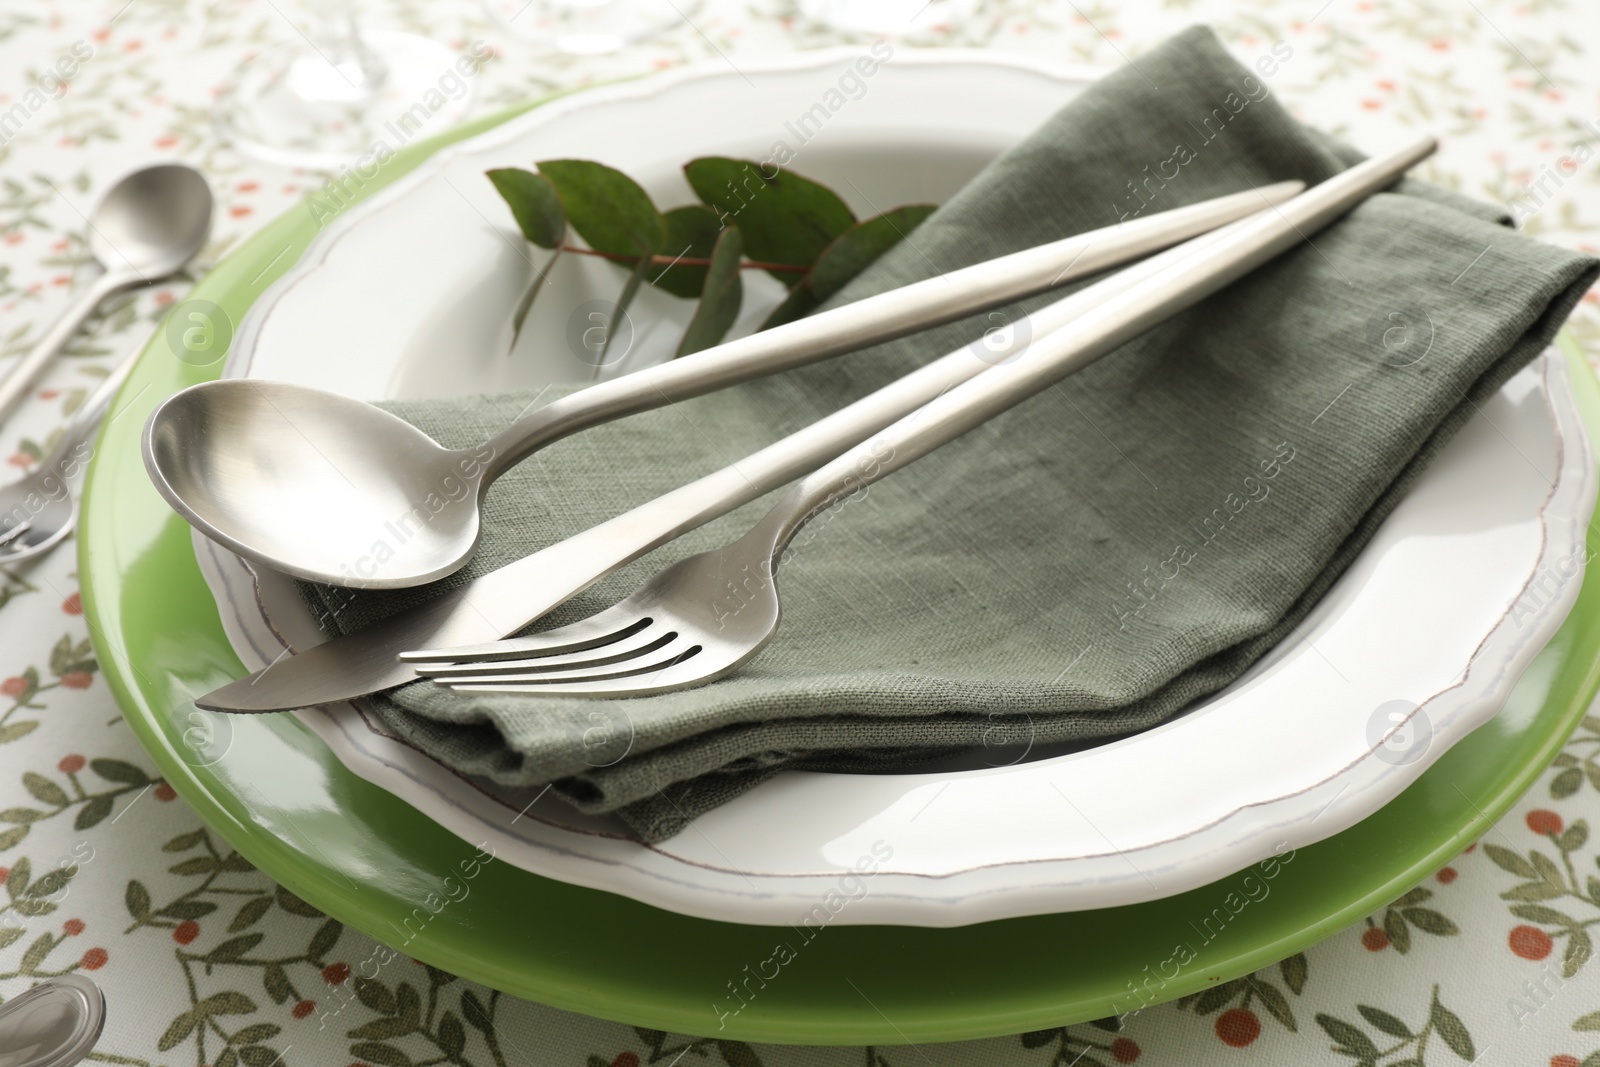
(78, 82, 1600, 1045)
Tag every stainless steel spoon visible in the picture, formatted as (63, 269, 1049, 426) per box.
(0, 975, 105, 1067)
(141, 183, 1303, 590)
(0, 164, 213, 424)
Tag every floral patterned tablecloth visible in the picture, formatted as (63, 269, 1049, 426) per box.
(3, 0, 1600, 1064)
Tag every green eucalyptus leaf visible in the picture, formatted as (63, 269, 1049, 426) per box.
(759, 282, 821, 331)
(603, 252, 655, 365)
(486, 168, 566, 249)
(676, 226, 744, 357)
(684, 157, 855, 277)
(650, 205, 722, 298)
(509, 245, 562, 351)
(536, 159, 664, 257)
(806, 204, 936, 302)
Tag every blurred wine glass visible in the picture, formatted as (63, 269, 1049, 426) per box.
(214, 4, 476, 169)
(482, 0, 692, 56)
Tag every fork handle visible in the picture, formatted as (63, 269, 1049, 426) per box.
(475, 183, 1302, 480)
(756, 138, 1437, 561)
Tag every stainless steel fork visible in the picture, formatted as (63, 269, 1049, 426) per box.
(400, 136, 1438, 699)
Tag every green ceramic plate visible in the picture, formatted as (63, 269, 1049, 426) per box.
(80, 98, 1600, 1044)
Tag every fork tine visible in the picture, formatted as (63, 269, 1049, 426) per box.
(414, 621, 678, 678)
(400, 607, 652, 664)
(439, 643, 703, 691)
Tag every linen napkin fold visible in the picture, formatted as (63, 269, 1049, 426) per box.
(299, 25, 1598, 842)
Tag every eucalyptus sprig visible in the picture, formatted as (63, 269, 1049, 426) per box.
(487, 157, 936, 359)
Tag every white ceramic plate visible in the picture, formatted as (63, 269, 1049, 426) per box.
(197, 49, 1596, 927)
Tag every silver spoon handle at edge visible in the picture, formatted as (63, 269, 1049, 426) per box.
(0, 270, 130, 426)
(475, 181, 1304, 479)
(760, 136, 1438, 558)
(200, 214, 1248, 709)
(33, 336, 146, 477)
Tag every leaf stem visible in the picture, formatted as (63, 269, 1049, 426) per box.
(560, 244, 809, 275)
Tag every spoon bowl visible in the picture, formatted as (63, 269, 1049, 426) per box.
(0, 975, 106, 1067)
(0, 163, 215, 426)
(89, 163, 215, 278)
(0, 163, 214, 566)
(144, 380, 489, 587)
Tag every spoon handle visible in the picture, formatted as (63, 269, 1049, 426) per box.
(757, 137, 1438, 560)
(34, 337, 145, 476)
(476, 182, 1305, 480)
(0, 271, 130, 426)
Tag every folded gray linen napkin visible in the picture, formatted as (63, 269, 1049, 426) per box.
(299, 25, 1599, 842)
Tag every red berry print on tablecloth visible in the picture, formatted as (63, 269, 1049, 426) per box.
(1216, 1007, 1261, 1047)
(59, 671, 92, 689)
(1176, 954, 1308, 1042)
(1527, 809, 1564, 835)
(1551, 1056, 1581, 1067)
(63, 919, 84, 936)
(172, 920, 199, 945)
(58, 754, 85, 774)
(1364, 886, 1459, 954)
(1110, 1036, 1141, 1063)
(1483, 825, 1597, 977)
(1509, 924, 1554, 960)
(80, 948, 107, 970)
(1436, 866, 1458, 884)
(322, 962, 351, 984)
(0, 676, 25, 698)
(154, 783, 177, 801)
(292, 999, 315, 1019)
(611, 1054, 640, 1067)
(61, 592, 80, 614)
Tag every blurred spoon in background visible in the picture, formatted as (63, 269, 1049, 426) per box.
(0, 164, 213, 425)
(0, 975, 105, 1067)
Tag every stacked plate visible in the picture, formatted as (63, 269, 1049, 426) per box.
(82, 50, 1600, 1044)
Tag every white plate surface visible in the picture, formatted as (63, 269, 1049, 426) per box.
(197, 50, 1597, 927)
